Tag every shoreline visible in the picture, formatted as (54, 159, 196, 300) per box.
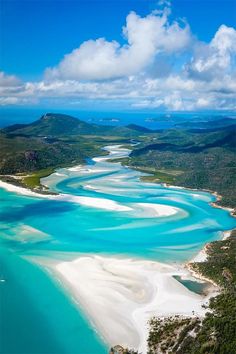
(0, 180, 135, 212)
(123, 162, 235, 218)
(33, 254, 212, 354)
(0, 169, 235, 218)
(121, 158, 235, 208)
(164, 184, 235, 218)
(1, 145, 235, 282)
(1, 145, 235, 353)
(0, 180, 51, 198)
(0, 142, 235, 218)
(186, 228, 234, 288)
(1, 145, 235, 265)
(0, 173, 234, 220)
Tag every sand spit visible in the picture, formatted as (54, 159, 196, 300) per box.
(44, 255, 211, 353)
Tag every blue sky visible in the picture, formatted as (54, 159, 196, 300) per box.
(0, 0, 236, 111)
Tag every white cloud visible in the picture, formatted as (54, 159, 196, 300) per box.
(0, 5, 235, 111)
(45, 8, 191, 81)
(1, 71, 236, 110)
(195, 97, 211, 108)
(186, 25, 236, 80)
(0, 71, 21, 87)
(0, 97, 20, 105)
(0, 96, 35, 106)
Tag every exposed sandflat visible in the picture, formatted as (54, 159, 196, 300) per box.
(49, 255, 210, 353)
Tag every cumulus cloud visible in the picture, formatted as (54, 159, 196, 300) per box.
(0, 96, 36, 106)
(1, 70, 236, 110)
(0, 71, 21, 87)
(0, 4, 236, 111)
(45, 8, 191, 81)
(186, 25, 236, 80)
(0, 97, 20, 105)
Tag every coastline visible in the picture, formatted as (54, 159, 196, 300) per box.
(120, 155, 236, 218)
(1, 146, 234, 272)
(1, 146, 235, 275)
(0, 180, 134, 212)
(186, 228, 234, 288)
(164, 184, 235, 218)
(33, 254, 212, 354)
(1, 141, 235, 218)
(114, 158, 235, 217)
(1, 166, 235, 218)
(210, 190, 235, 218)
(1, 145, 235, 353)
(0, 180, 50, 198)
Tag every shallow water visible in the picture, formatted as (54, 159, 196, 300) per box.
(0, 145, 235, 354)
(173, 275, 209, 295)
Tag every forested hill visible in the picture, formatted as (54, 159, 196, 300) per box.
(2, 113, 104, 136)
(1, 113, 236, 208)
(0, 112, 152, 175)
(125, 124, 236, 209)
(2, 113, 152, 137)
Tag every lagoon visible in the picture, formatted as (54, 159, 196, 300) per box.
(0, 145, 235, 353)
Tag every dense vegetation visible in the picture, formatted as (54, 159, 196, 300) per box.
(2, 113, 235, 206)
(1, 113, 236, 353)
(147, 316, 201, 353)
(109, 345, 138, 354)
(147, 229, 236, 354)
(0, 113, 137, 189)
(126, 124, 236, 209)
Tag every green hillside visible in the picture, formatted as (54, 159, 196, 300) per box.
(2, 113, 108, 136)
(2, 113, 152, 138)
(0, 113, 157, 190)
(146, 229, 236, 354)
(0, 113, 136, 189)
(126, 125, 236, 209)
(1, 113, 235, 209)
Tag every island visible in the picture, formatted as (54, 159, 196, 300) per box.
(0, 113, 235, 354)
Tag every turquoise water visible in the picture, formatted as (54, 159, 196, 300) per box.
(0, 145, 235, 354)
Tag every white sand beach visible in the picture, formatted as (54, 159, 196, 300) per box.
(46, 255, 210, 353)
(0, 180, 132, 212)
(0, 180, 184, 216)
(92, 145, 130, 163)
(190, 229, 233, 264)
(1, 143, 230, 353)
(92, 156, 110, 162)
(223, 229, 232, 240)
(0, 180, 186, 216)
(57, 194, 133, 211)
(135, 202, 179, 217)
(68, 166, 109, 173)
(190, 246, 208, 263)
(0, 180, 44, 198)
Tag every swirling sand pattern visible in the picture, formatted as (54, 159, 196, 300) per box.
(0, 145, 235, 353)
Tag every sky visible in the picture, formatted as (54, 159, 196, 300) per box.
(0, 0, 236, 111)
